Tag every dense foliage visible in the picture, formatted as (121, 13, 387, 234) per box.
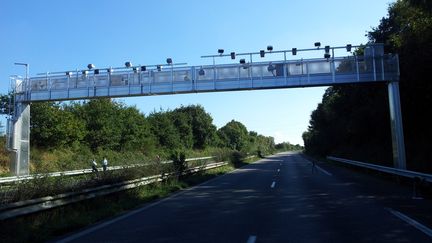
(275, 142, 303, 152)
(0, 98, 290, 172)
(303, 0, 432, 172)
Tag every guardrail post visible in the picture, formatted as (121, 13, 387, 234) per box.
(388, 81, 406, 170)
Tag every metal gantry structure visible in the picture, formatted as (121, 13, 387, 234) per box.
(6, 43, 405, 176)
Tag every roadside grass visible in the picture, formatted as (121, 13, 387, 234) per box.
(0, 161, 168, 204)
(0, 155, 261, 243)
(0, 150, 258, 205)
(0, 180, 186, 243)
(244, 155, 260, 164)
(0, 146, 233, 177)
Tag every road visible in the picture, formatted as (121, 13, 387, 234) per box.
(56, 152, 432, 243)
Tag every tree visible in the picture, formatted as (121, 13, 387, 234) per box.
(368, 0, 432, 171)
(118, 106, 154, 152)
(304, 0, 432, 171)
(248, 131, 275, 156)
(303, 84, 392, 165)
(173, 105, 217, 149)
(147, 110, 182, 150)
(171, 111, 194, 149)
(31, 102, 86, 148)
(217, 120, 249, 151)
(275, 142, 303, 151)
(72, 99, 125, 151)
(0, 93, 12, 115)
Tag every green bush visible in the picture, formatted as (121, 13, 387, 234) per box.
(0, 136, 10, 175)
(229, 151, 245, 168)
(0, 101, 286, 176)
(257, 149, 264, 158)
(210, 147, 232, 162)
(170, 150, 187, 178)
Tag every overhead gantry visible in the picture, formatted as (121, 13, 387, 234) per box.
(6, 43, 405, 175)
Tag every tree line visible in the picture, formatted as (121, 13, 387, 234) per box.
(303, 0, 432, 172)
(27, 99, 278, 157)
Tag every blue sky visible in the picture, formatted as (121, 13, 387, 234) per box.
(0, 0, 391, 145)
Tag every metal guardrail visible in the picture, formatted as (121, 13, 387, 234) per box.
(0, 156, 214, 184)
(327, 156, 432, 183)
(0, 161, 227, 220)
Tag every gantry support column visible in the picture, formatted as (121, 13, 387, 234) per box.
(388, 81, 406, 169)
(10, 102, 30, 176)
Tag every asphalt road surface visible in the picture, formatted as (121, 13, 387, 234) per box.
(56, 152, 432, 243)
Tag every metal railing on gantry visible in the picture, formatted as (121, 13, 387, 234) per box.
(11, 43, 399, 103)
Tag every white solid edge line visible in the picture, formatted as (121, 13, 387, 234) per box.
(316, 165, 332, 176)
(387, 208, 432, 238)
(56, 159, 265, 243)
(247, 235, 257, 243)
(270, 181, 276, 188)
